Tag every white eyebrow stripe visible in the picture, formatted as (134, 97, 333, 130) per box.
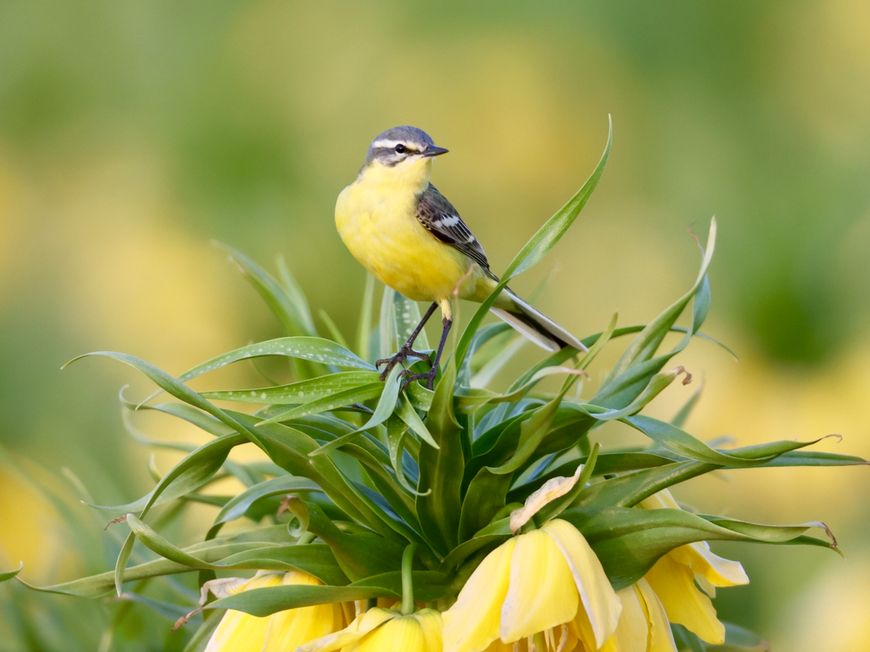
(434, 215, 461, 228)
(372, 139, 408, 149)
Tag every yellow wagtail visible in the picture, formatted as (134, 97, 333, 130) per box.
(336, 125, 585, 388)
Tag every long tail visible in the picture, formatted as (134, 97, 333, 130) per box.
(489, 288, 587, 353)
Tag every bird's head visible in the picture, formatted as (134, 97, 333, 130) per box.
(359, 126, 448, 187)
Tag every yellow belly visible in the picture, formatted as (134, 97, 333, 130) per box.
(335, 182, 479, 302)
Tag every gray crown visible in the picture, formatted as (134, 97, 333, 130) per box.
(364, 125, 436, 166)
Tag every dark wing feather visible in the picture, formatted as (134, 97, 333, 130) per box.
(415, 184, 494, 275)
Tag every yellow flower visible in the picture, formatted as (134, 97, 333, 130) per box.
(640, 489, 749, 645)
(299, 607, 443, 652)
(205, 571, 347, 652)
(600, 579, 676, 652)
(443, 519, 621, 652)
(479, 623, 581, 651)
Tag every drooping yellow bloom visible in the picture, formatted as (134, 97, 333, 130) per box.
(205, 571, 346, 652)
(443, 519, 621, 652)
(600, 578, 676, 652)
(479, 622, 580, 651)
(640, 489, 749, 644)
(299, 607, 443, 652)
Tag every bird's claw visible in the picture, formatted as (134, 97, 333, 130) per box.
(400, 367, 438, 391)
(375, 346, 432, 381)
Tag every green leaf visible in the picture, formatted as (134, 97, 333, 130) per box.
(454, 116, 613, 365)
(208, 570, 452, 616)
(230, 414, 400, 539)
(282, 500, 405, 581)
(203, 371, 379, 404)
(416, 360, 464, 553)
(276, 254, 318, 336)
(125, 514, 350, 585)
(537, 443, 600, 523)
(338, 442, 420, 539)
(384, 416, 427, 497)
(711, 623, 770, 651)
(176, 337, 374, 388)
(672, 625, 708, 652)
(625, 416, 846, 468)
(396, 395, 438, 450)
(672, 379, 704, 429)
(356, 274, 377, 361)
(576, 460, 716, 511)
(99, 429, 247, 595)
(257, 383, 384, 426)
(503, 115, 613, 278)
(209, 584, 387, 616)
(357, 365, 403, 433)
(0, 563, 23, 582)
(458, 467, 513, 541)
(563, 505, 836, 588)
(577, 365, 691, 423)
(764, 450, 868, 467)
(117, 591, 192, 623)
(518, 449, 671, 485)
(66, 351, 269, 454)
(208, 476, 322, 536)
(217, 243, 316, 336)
(442, 518, 513, 571)
(379, 287, 398, 359)
(596, 218, 716, 408)
(18, 526, 295, 597)
(394, 294, 430, 351)
(318, 309, 350, 349)
(458, 364, 590, 412)
(487, 385, 571, 476)
(468, 331, 525, 389)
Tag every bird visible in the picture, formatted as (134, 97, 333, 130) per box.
(335, 125, 586, 389)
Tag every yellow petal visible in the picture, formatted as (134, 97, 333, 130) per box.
(640, 489, 748, 591)
(670, 541, 749, 589)
(443, 538, 517, 652)
(509, 464, 584, 533)
(299, 607, 394, 652)
(482, 637, 523, 651)
(638, 488, 681, 511)
(233, 573, 284, 593)
(542, 519, 621, 647)
(635, 578, 677, 652)
(264, 600, 344, 650)
(484, 626, 579, 652)
(600, 584, 649, 652)
(205, 574, 284, 652)
(413, 609, 444, 652)
(205, 608, 272, 652)
(257, 571, 345, 651)
(350, 613, 427, 652)
(500, 528, 580, 643)
(645, 554, 724, 644)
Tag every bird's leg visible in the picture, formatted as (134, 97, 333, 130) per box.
(375, 301, 438, 380)
(401, 316, 452, 390)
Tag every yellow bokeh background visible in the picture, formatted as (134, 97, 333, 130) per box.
(1, 1, 867, 650)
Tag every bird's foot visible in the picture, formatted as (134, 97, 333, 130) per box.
(400, 367, 438, 391)
(376, 346, 432, 381)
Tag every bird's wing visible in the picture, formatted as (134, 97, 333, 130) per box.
(415, 184, 494, 275)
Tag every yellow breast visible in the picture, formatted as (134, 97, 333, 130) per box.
(335, 164, 476, 302)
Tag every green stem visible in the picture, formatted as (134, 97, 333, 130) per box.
(401, 543, 418, 615)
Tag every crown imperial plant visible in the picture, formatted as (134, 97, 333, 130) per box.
(6, 119, 865, 651)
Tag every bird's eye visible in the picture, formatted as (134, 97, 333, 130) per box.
(394, 144, 407, 154)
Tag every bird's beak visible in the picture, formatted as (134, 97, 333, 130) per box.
(423, 145, 449, 157)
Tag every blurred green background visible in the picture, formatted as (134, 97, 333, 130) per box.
(1, 1, 868, 650)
